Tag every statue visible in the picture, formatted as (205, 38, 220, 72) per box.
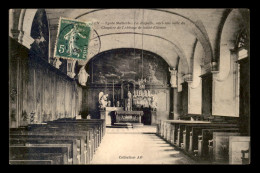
(78, 66, 89, 86)
(116, 101, 120, 107)
(169, 67, 177, 88)
(127, 91, 132, 99)
(107, 100, 111, 107)
(98, 92, 108, 110)
(126, 98, 131, 111)
(150, 96, 158, 111)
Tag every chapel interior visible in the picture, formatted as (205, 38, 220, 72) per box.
(9, 8, 250, 165)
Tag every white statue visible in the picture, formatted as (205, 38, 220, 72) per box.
(169, 67, 177, 88)
(98, 92, 108, 109)
(127, 91, 132, 99)
(126, 99, 131, 111)
(151, 95, 158, 111)
(78, 66, 89, 86)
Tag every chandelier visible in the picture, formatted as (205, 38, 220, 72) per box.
(134, 9, 146, 90)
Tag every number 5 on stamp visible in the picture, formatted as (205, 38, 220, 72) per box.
(54, 18, 91, 61)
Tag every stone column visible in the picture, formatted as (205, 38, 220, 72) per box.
(169, 68, 178, 120)
(173, 88, 180, 120)
(200, 72, 213, 118)
(170, 70, 183, 120)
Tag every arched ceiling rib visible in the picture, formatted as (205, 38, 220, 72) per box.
(82, 33, 181, 69)
(46, 8, 214, 74)
(11, 9, 244, 77)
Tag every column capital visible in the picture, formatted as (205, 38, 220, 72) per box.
(183, 74, 192, 83)
(11, 29, 25, 44)
(201, 61, 219, 74)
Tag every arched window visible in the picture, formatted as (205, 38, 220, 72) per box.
(29, 9, 49, 62)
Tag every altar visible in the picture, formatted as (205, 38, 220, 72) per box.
(98, 80, 157, 127)
(115, 111, 144, 123)
(100, 107, 124, 126)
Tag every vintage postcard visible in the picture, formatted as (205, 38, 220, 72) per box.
(9, 8, 250, 165)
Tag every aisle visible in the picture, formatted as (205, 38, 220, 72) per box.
(91, 126, 197, 164)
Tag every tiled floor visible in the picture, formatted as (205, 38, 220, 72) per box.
(91, 126, 197, 164)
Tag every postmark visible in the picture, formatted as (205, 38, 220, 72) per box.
(54, 18, 92, 61)
(87, 29, 101, 59)
(77, 23, 101, 66)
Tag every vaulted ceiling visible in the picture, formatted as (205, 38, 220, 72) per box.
(10, 8, 249, 77)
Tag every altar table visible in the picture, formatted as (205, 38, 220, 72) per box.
(115, 111, 144, 123)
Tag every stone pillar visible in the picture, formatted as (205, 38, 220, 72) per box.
(200, 72, 213, 118)
(169, 68, 178, 120)
(173, 88, 180, 120)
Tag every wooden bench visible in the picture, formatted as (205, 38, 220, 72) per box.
(53, 119, 105, 137)
(24, 122, 100, 162)
(41, 122, 100, 153)
(208, 132, 240, 164)
(10, 160, 53, 165)
(184, 124, 237, 154)
(158, 120, 211, 147)
(36, 123, 97, 147)
(48, 119, 104, 146)
(9, 118, 105, 165)
(10, 131, 89, 164)
(229, 136, 250, 164)
(27, 122, 98, 153)
(47, 121, 102, 148)
(198, 128, 239, 159)
(10, 137, 77, 164)
(9, 146, 69, 164)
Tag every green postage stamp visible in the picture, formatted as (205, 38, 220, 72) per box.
(54, 18, 91, 60)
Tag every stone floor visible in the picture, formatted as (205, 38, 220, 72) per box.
(91, 126, 197, 165)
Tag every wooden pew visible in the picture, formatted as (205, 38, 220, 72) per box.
(10, 137, 77, 164)
(52, 121, 101, 142)
(198, 128, 239, 159)
(33, 123, 97, 163)
(10, 160, 53, 165)
(186, 124, 237, 154)
(9, 118, 104, 165)
(28, 122, 98, 154)
(10, 131, 89, 164)
(54, 119, 105, 137)
(9, 145, 69, 164)
(11, 125, 92, 156)
(49, 119, 104, 148)
(163, 121, 172, 142)
(161, 120, 211, 146)
(208, 132, 240, 164)
(156, 120, 161, 135)
(170, 123, 179, 145)
(44, 122, 99, 153)
(228, 136, 250, 164)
